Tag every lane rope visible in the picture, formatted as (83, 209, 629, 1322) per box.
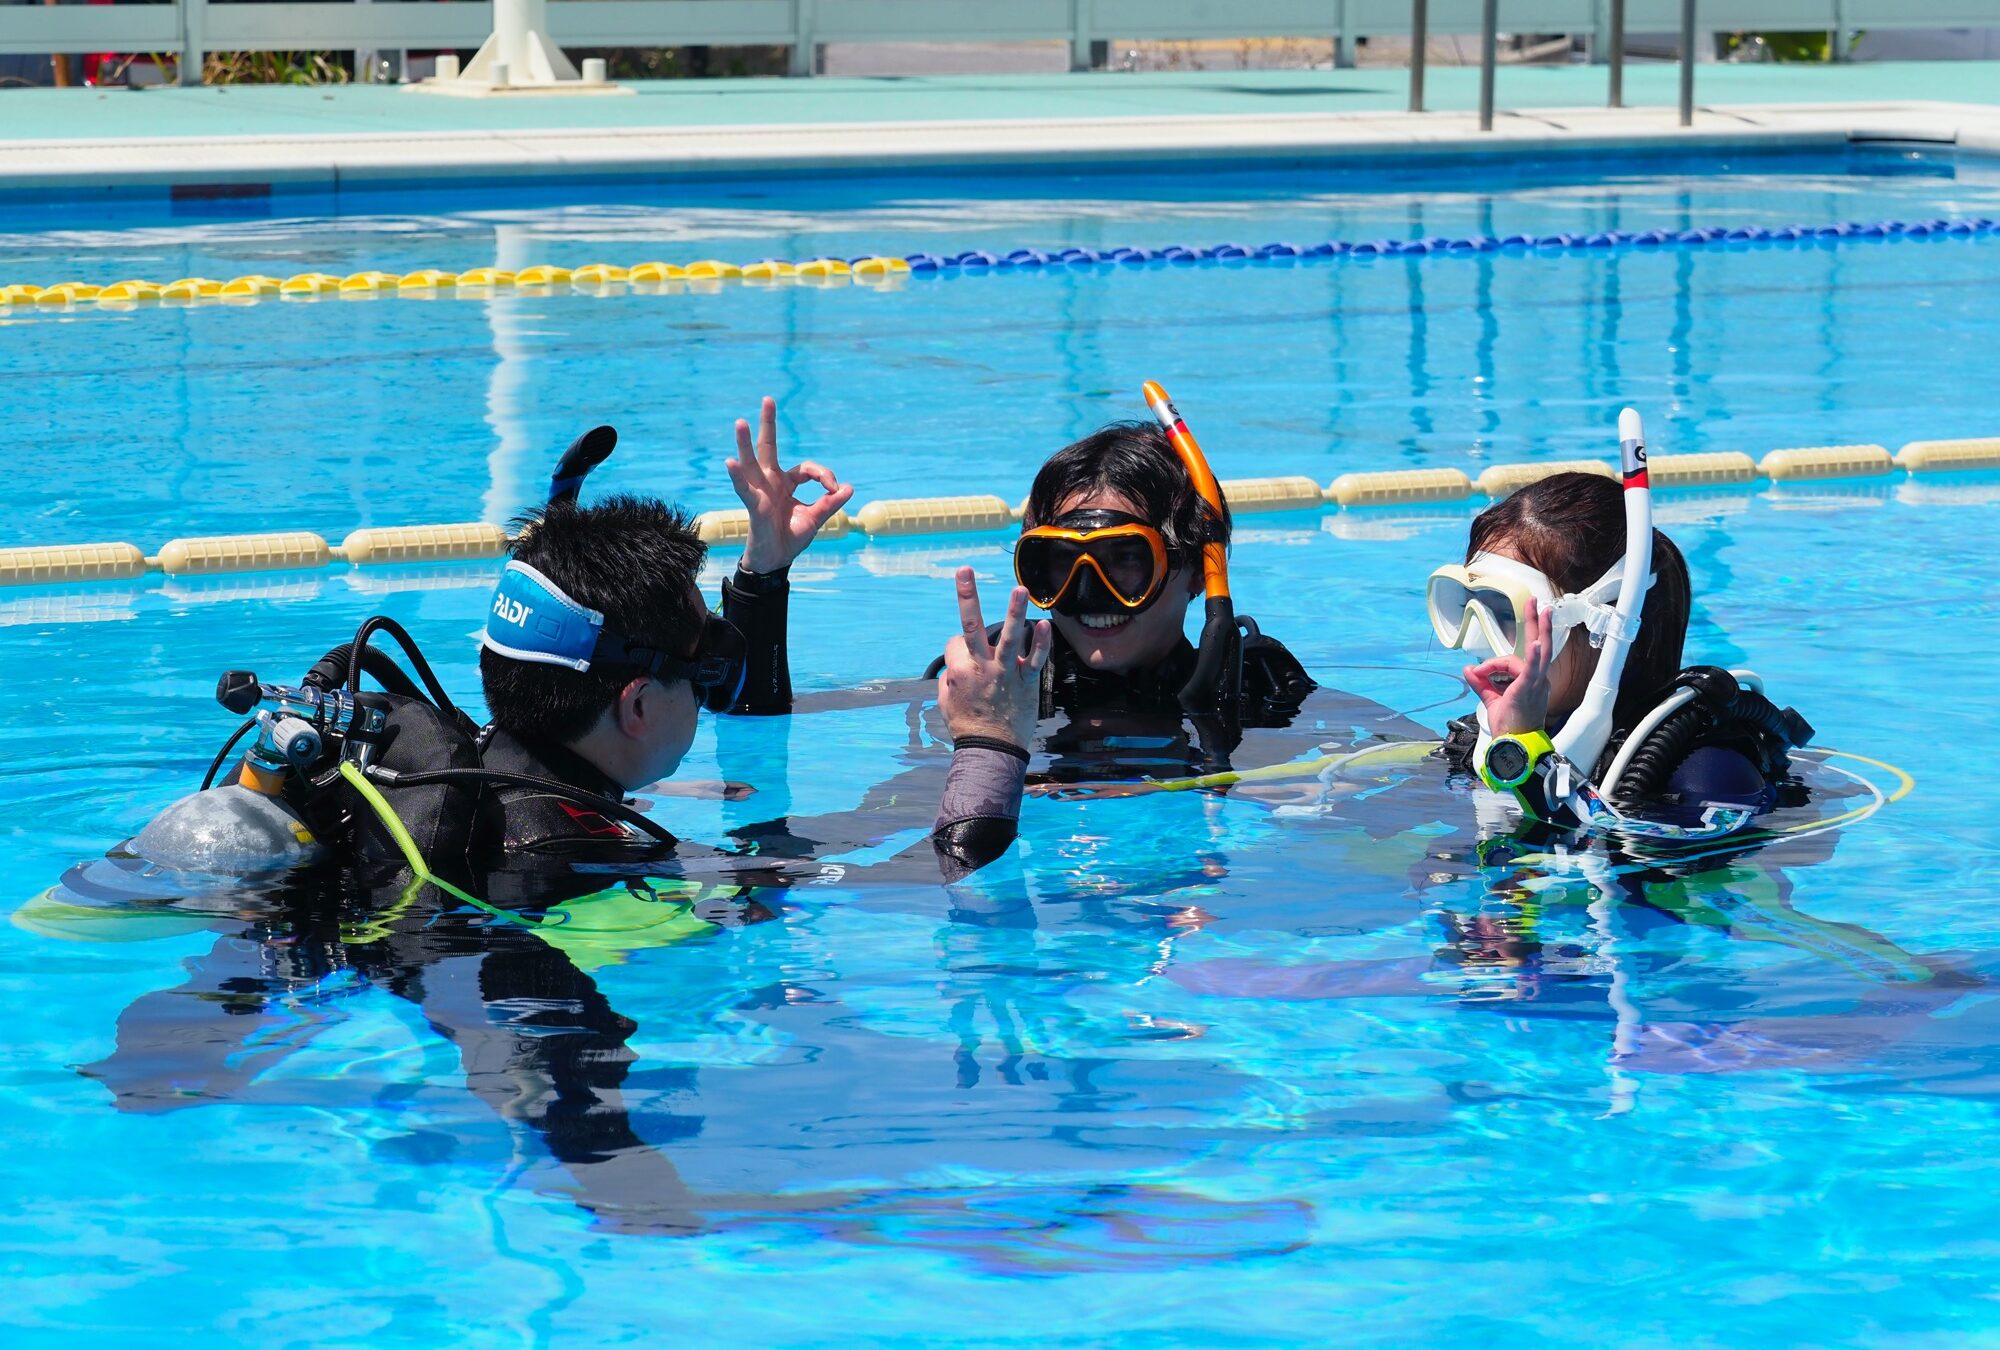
(2, 212, 1992, 313)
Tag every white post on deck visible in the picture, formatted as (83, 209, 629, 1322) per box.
(1069, 0, 1092, 73)
(461, 0, 580, 85)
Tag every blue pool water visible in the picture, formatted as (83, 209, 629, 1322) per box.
(5, 150, 2000, 1344)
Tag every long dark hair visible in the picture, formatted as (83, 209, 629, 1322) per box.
(1465, 472, 1691, 731)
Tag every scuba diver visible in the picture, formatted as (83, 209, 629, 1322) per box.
(927, 381, 1427, 879)
(1001, 383, 1316, 740)
(115, 396, 1027, 887)
(1427, 409, 1814, 842)
(59, 399, 1040, 1232)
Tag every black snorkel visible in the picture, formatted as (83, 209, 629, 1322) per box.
(547, 425, 618, 505)
(1142, 381, 1244, 764)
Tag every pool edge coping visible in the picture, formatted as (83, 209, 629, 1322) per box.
(6, 98, 2000, 199)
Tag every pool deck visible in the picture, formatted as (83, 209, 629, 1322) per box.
(6, 62, 2000, 198)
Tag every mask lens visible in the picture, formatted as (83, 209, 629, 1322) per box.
(1427, 574, 1472, 646)
(694, 614, 748, 712)
(1468, 588, 1520, 651)
(1015, 536, 1086, 607)
(1091, 535, 1162, 606)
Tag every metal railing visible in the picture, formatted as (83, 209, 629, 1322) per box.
(2, 0, 1993, 92)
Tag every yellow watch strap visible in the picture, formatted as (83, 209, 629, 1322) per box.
(1479, 729, 1556, 792)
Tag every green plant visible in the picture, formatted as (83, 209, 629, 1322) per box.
(1722, 30, 1863, 63)
(202, 51, 352, 85)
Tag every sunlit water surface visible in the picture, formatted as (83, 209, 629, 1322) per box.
(3, 149, 1999, 1345)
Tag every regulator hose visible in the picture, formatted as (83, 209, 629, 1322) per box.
(303, 642, 425, 702)
(343, 615, 465, 726)
(1609, 702, 1709, 809)
(1607, 666, 1814, 809)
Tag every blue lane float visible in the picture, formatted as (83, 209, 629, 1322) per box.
(900, 215, 2000, 276)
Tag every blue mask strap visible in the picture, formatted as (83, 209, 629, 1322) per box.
(481, 560, 605, 670)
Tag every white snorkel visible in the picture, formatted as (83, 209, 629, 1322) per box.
(1551, 407, 1652, 775)
(1544, 406, 1656, 776)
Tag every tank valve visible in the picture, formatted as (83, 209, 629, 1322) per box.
(262, 714, 322, 770)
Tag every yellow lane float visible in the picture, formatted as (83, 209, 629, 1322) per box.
(280, 273, 343, 298)
(153, 532, 334, 577)
(337, 523, 510, 565)
(1896, 438, 2000, 473)
(1326, 468, 1475, 507)
(1476, 459, 1616, 497)
(1760, 444, 1894, 481)
(456, 268, 517, 288)
(160, 277, 223, 301)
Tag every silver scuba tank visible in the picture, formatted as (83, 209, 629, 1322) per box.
(128, 781, 325, 873)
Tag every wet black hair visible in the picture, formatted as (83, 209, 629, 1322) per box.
(1466, 471, 1692, 730)
(1022, 420, 1231, 563)
(480, 493, 709, 743)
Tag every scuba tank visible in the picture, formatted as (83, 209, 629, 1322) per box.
(118, 427, 670, 884)
(128, 784, 325, 874)
(129, 615, 485, 876)
(123, 670, 352, 874)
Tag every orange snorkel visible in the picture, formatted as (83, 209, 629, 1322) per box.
(1142, 381, 1231, 602)
(1142, 381, 1240, 728)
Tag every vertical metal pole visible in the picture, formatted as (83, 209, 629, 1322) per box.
(1409, 0, 1427, 113)
(1678, 0, 1695, 127)
(178, 0, 207, 85)
(355, 0, 376, 82)
(1478, 0, 1498, 132)
(790, 0, 815, 77)
(1070, 0, 1091, 72)
(1608, 0, 1625, 107)
(1832, 0, 1851, 62)
(1336, 0, 1356, 70)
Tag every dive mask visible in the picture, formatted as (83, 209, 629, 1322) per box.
(482, 560, 748, 712)
(1426, 552, 1646, 661)
(1015, 509, 1173, 616)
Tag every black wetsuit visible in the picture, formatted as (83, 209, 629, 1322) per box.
(417, 562, 1014, 888)
(930, 624, 1341, 880)
(409, 563, 791, 873)
(77, 565, 930, 1234)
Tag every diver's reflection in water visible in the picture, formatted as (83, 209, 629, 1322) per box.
(64, 833, 1272, 1244)
(78, 872, 721, 1233)
(1166, 782, 1971, 1114)
(938, 823, 1221, 1093)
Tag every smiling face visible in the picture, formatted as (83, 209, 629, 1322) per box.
(1040, 488, 1200, 675)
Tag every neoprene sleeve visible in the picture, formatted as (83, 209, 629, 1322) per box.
(720, 565, 792, 714)
(932, 746, 1029, 882)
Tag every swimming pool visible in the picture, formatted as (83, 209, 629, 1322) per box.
(6, 148, 2000, 1344)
